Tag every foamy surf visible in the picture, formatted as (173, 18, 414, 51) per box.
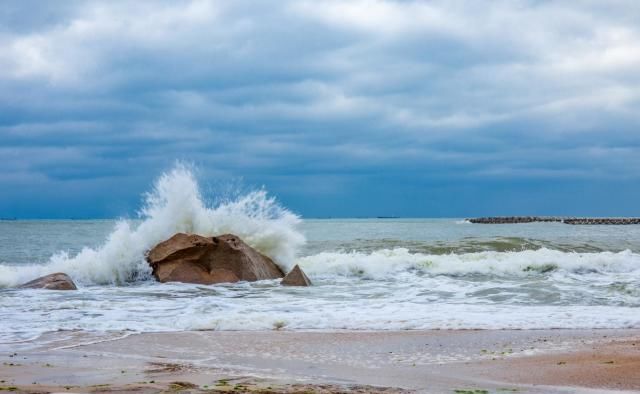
(1, 167, 639, 341)
(0, 164, 304, 287)
(298, 248, 640, 279)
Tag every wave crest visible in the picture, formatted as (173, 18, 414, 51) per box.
(298, 247, 640, 279)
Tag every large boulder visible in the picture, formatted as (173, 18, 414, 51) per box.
(146, 233, 284, 284)
(281, 264, 312, 286)
(19, 273, 77, 290)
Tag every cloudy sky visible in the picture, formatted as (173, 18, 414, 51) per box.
(1, 0, 639, 218)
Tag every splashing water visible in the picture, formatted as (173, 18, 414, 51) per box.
(0, 164, 304, 286)
(1, 204, 640, 336)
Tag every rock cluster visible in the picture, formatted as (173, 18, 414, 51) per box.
(14, 233, 311, 291)
(146, 233, 311, 286)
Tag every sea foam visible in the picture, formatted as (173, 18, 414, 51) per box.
(0, 164, 304, 287)
(298, 247, 640, 279)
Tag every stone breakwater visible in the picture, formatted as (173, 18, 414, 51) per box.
(468, 217, 640, 225)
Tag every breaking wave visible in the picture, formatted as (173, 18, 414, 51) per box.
(0, 164, 304, 286)
(1, 165, 638, 289)
(298, 248, 640, 279)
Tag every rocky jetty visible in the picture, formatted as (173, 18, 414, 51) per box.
(146, 233, 284, 284)
(282, 264, 312, 286)
(468, 216, 640, 225)
(18, 273, 77, 290)
(563, 218, 640, 225)
(469, 217, 561, 224)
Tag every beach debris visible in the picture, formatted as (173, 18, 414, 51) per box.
(168, 381, 198, 390)
(145, 362, 188, 374)
(281, 264, 312, 286)
(18, 272, 77, 290)
(273, 320, 287, 330)
(146, 233, 284, 284)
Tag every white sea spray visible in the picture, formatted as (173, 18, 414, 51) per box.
(0, 164, 304, 286)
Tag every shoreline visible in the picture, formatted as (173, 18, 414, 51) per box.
(1, 329, 639, 393)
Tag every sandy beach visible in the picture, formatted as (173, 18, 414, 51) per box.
(1, 329, 638, 393)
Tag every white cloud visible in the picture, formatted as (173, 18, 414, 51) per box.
(0, 0, 639, 194)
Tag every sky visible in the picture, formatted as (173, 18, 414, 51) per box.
(1, 0, 639, 218)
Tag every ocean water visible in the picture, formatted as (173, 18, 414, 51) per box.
(1, 166, 639, 343)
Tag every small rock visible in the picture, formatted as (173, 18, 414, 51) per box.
(18, 273, 77, 290)
(282, 264, 312, 286)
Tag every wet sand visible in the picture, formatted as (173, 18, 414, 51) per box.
(0, 329, 639, 393)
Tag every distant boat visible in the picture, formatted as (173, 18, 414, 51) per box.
(0, 217, 17, 221)
(376, 216, 400, 219)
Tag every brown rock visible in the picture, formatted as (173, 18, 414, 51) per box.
(281, 264, 312, 286)
(146, 233, 284, 284)
(18, 273, 77, 290)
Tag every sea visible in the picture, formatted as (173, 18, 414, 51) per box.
(1, 166, 639, 344)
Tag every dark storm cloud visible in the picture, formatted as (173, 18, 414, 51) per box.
(1, 0, 639, 217)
